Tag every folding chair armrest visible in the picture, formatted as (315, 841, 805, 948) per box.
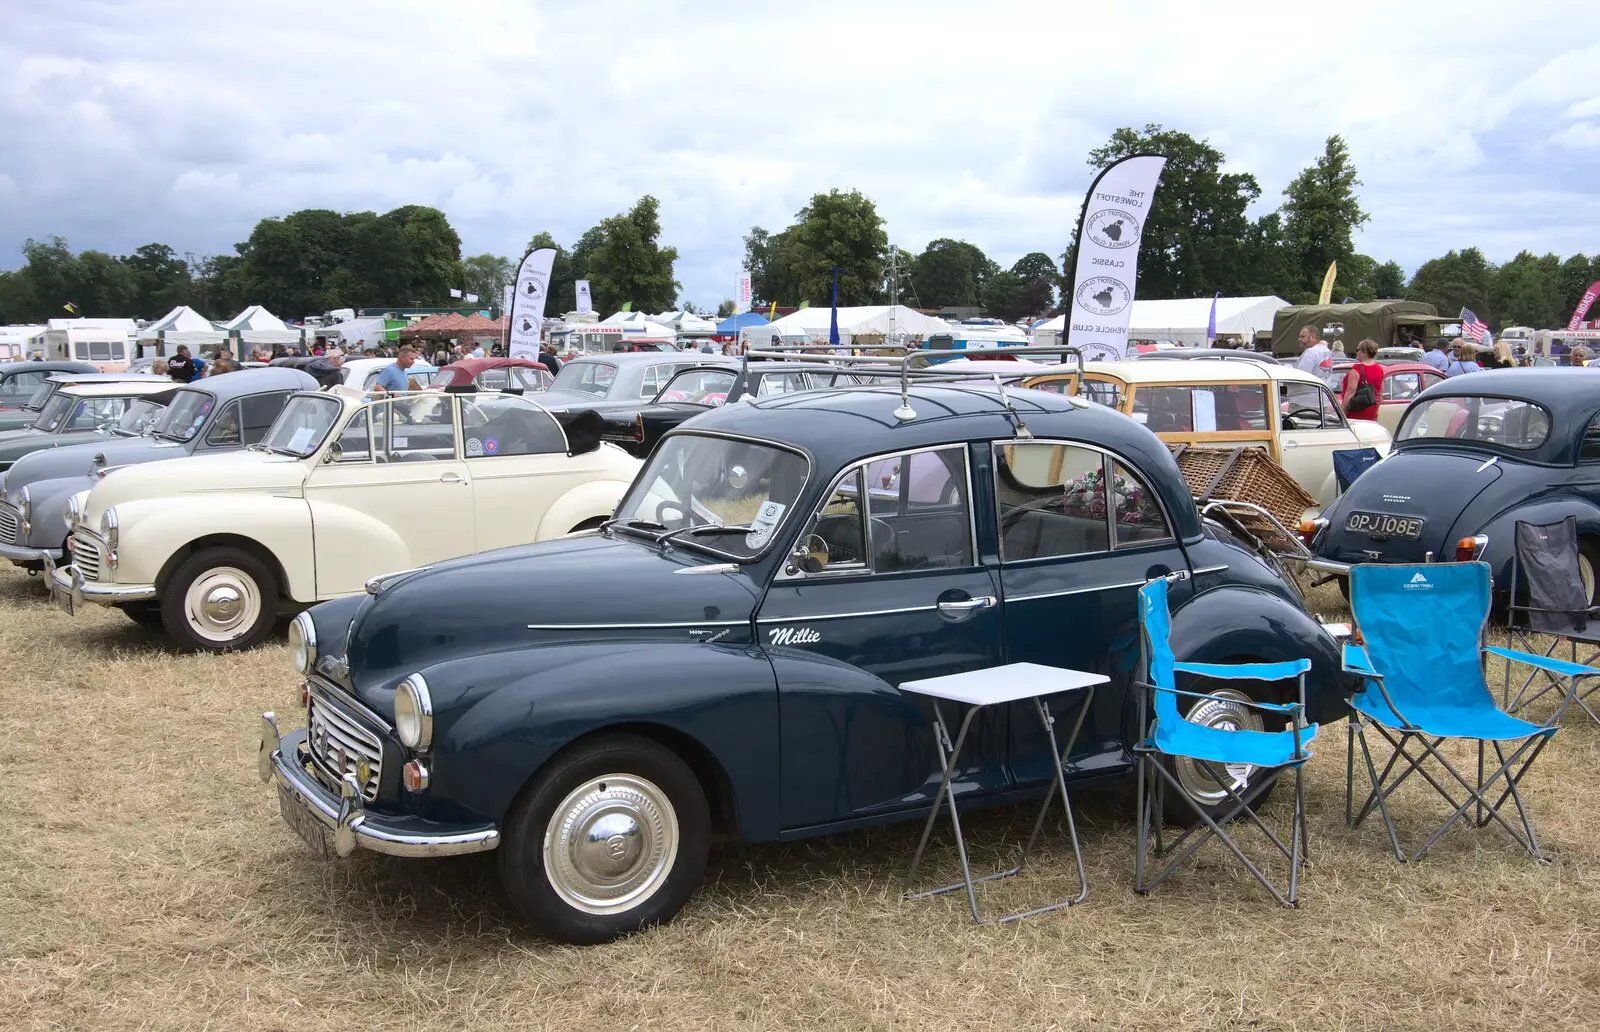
(1484, 645, 1600, 680)
(1174, 658, 1312, 682)
(1341, 643, 1381, 679)
(1155, 683, 1304, 716)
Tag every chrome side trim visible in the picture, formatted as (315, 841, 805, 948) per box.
(525, 619, 746, 630)
(674, 563, 739, 575)
(1005, 579, 1146, 603)
(1190, 564, 1230, 576)
(758, 603, 938, 624)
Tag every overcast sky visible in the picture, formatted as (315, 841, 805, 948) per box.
(3, 0, 1598, 311)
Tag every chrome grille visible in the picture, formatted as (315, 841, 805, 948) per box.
(72, 531, 103, 582)
(0, 504, 17, 545)
(306, 686, 383, 801)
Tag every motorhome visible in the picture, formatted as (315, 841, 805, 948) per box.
(44, 319, 136, 371)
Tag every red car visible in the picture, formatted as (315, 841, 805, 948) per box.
(1323, 360, 1445, 432)
(428, 357, 553, 393)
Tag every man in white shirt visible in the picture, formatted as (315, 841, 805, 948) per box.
(470, 342, 486, 358)
(1420, 340, 1450, 373)
(1295, 325, 1331, 375)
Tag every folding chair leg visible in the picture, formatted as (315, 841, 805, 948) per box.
(1350, 719, 1406, 862)
(1407, 733, 1553, 862)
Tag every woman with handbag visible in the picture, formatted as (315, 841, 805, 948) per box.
(1340, 338, 1384, 421)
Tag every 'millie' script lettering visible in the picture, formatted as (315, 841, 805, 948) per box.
(769, 626, 822, 646)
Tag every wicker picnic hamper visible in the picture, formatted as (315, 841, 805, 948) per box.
(1167, 445, 1317, 549)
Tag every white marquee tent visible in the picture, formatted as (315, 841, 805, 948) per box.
(766, 305, 952, 348)
(222, 305, 303, 347)
(138, 305, 227, 355)
(1031, 295, 1289, 348)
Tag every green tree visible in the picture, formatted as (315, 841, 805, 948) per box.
(980, 270, 1025, 322)
(1011, 251, 1059, 286)
(1280, 135, 1370, 301)
(581, 196, 680, 314)
(380, 204, 462, 303)
(744, 225, 807, 307)
(462, 254, 514, 307)
(1491, 251, 1566, 329)
(0, 268, 39, 323)
(121, 243, 190, 317)
(715, 299, 736, 318)
(1367, 259, 1407, 300)
(1407, 248, 1496, 324)
(911, 239, 997, 308)
(1082, 125, 1263, 300)
(785, 189, 887, 305)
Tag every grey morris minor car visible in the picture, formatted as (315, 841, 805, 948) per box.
(0, 366, 316, 575)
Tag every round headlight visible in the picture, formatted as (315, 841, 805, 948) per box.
(66, 494, 80, 527)
(394, 674, 433, 752)
(100, 506, 119, 551)
(288, 612, 316, 676)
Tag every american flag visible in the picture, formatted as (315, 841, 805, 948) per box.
(1460, 307, 1489, 343)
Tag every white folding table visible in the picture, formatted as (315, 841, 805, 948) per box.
(901, 662, 1108, 924)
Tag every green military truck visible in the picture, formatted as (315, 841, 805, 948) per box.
(1268, 301, 1453, 359)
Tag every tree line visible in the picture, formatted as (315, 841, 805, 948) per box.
(3, 124, 1596, 330)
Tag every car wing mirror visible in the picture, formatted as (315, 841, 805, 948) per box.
(323, 441, 343, 463)
(786, 538, 826, 576)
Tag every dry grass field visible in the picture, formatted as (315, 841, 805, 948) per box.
(2, 567, 1599, 1031)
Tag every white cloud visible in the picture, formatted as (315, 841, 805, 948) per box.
(1552, 122, 1600, 149)
(2, 0, 1598, 308)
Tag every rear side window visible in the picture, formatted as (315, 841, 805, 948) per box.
(1580, 412, 1600, 463)
(1133, 385, 1269, 433)
(995, 443, 1173, 562)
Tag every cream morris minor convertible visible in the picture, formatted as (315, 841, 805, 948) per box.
(49, 387, 639, 651)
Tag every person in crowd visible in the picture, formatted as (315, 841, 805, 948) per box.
(470, 341, 486, 358)
(1486, 340, 1515, 369)
(306, 348, 345, 388)
(1339, 339, 1384, 421)
(207, 355, 235, 376)
(537, 343, 562, 376)
(1570, 346, 1592, 367)
(363, 347, 377, 357)
(249, 346, 272, 364)
(371, 345, 417, 395)
(1420, 338, 1451, 373)
(167, 345, 203, 383)
(150, 357, 168, 376)
(434, 347, 450, 367)
(1444, 339, 1483, 377)
(698, 338, 714, 354)
(1295, 325, 1331, 375)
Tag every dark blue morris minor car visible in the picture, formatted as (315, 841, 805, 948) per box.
(1303, 369, 1600, 605)
(260, 383, 1348, 943)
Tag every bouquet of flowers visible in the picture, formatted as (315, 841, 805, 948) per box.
(1061, 466, 1152, 525)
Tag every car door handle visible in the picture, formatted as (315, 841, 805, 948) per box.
(439, 473, 466, 484)
(1282, 440, 1299, 448)
(937, 596, 996, 614)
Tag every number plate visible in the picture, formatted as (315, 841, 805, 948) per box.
(277, 784, 331, 858)
(1345, 511, 1425, 540)
(51, 582, 74, 617)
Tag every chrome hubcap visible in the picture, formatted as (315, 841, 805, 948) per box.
(1174, 689, 1266, 804)
(544, 774, 678, 915)
(184, 566, 261, 642)
(1581, 554, 1595, 605)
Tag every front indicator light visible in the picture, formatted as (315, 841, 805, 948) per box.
(402, 760, 430, 792)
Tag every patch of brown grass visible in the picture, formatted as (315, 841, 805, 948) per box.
(1, 568, 1597, 1031)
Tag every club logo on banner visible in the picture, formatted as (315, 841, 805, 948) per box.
(508, 248, 556, 360)
(575, 279, 593, 315)
(1064, 154, 1167, 361)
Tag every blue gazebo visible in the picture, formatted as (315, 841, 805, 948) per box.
(714, 311, 770, 335)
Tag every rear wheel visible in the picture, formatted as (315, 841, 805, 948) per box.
(160, 546, 280, 653)
(499, 733, 710, 944)
(1162, 684, 1284, 825)
(1579, 538, 1599, 606)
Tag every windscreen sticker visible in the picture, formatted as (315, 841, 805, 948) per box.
(484, 437, 500, 455)
(466, 437, 484, 456)
(287, 427, 315, 452)
(392, 436, 408, 448)
(745, 500, 786, 549)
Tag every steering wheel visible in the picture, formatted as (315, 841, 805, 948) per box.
(654, 500, 697, 529)
(1282, 406, 1322, 428)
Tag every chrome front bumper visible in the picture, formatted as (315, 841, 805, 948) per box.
(47, 560, 158, 609)
(259, 715, 500, 858)
(0, 540, 62, 563)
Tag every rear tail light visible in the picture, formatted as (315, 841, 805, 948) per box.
(1297, 518, 1326, 546)
(1455, 535, 1488, 562)
(633, 414, 645, 443)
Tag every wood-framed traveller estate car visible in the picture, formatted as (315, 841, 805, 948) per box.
(259, 381, 1350, 944)
(49, 387, 640, 650)
(1301, 369, 1600, 604)
(0, 367, 317, 571)
(1021, 359, 1393, 511)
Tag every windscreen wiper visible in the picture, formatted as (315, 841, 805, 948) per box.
(656, 523, 755, 551)
(602, 516, 669, 539)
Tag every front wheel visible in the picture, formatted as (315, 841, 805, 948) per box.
(499, 733, 709, 944)
(160, 546, 280, 653)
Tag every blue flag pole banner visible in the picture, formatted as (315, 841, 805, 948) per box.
(828, 265, 842, 350)
(1064, 153, 1167, 361)
(1206, 290, 1221, 344)
(508, 247, 556, 359)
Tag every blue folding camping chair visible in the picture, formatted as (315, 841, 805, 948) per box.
(1344, 562, 1567, 862)
(1135, 576, 1317, 907)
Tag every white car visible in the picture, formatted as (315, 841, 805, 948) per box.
(49, 388, 640, 651)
